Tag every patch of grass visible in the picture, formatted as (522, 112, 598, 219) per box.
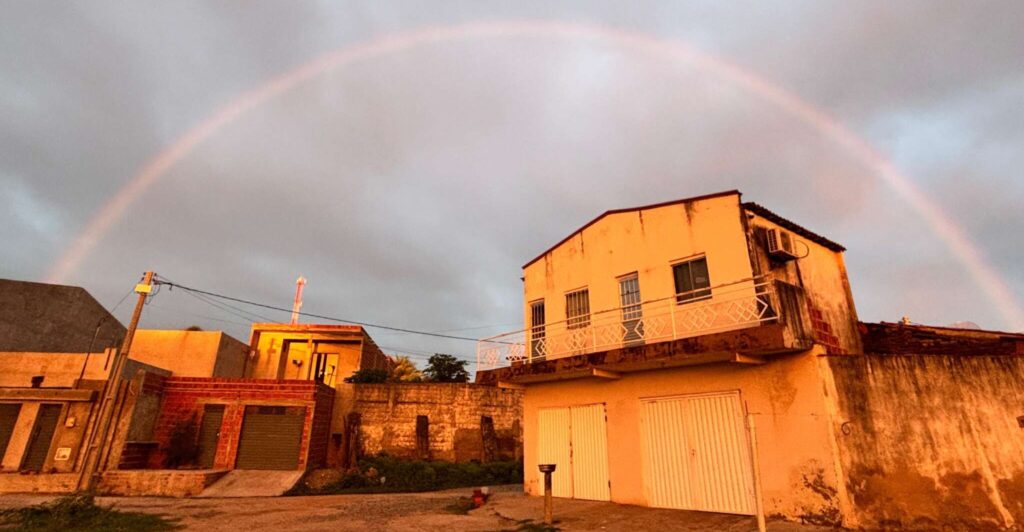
(288, 456, 523, 495)
(0, 493, 178, 532)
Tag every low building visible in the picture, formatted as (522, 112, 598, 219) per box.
(476, 190, 1024, 529)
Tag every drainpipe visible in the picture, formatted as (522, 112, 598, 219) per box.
(77, 317, 108, 387)
(747, 412, 767, 532)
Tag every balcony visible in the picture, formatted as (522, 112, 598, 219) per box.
(476, 277, 804, 374)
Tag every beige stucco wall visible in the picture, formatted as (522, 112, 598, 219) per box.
(130, 330, 246, 378)
(745, 213, 861, 354)
(821, 354, 1024, 529)
(522, 193, 755, 358)
(246, 326, 389, 386)
(0, 350, 115, 388)
(521, 348, 843, 522)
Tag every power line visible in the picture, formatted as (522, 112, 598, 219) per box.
(153, 276, 495, 343)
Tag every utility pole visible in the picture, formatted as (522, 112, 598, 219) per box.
(77, 271, 154, 491)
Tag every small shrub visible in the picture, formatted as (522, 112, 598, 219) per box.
(0, 493, 178, 531)
(344, 369, 389, 383)
(288, 456, 523, 495)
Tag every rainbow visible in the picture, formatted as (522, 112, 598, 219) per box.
(46, 20, 1024, 331)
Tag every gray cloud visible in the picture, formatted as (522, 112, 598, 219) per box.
(2, 1, 1023, 363)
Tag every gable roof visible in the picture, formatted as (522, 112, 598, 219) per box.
(522, 190, 742, 269)
(0, 279, 126, 353)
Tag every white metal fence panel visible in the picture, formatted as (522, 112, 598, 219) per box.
(642, 397, 696, 509)
(641, 392, 755, 515)
(569, 404, 611, 501)
(538, 407, 573, 498)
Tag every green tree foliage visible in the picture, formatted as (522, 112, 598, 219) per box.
(344, 368, 389, 383)
(423, 354, 469, 383)
(389, 356, 423, 382)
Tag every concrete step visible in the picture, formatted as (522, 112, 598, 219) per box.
(196, 469, 303, 498)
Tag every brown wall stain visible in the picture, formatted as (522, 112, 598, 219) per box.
(826, 353, 1024, 529)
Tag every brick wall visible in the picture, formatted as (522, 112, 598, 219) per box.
(345, 383, 522, 463)
(860, 321, 1024, 356)
(147, 378, 334, 470)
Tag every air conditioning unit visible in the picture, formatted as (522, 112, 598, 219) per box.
(766, 228, 798, 261)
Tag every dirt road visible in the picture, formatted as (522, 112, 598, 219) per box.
(0, 486, 830, 531)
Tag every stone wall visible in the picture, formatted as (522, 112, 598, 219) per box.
(342, 383, 522, 464)
(823, 353, 1024, 529)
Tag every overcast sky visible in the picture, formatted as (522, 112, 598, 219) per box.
(2, 2, 1022, 364)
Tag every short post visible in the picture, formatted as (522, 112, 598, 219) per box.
(538, 464, 556, 525)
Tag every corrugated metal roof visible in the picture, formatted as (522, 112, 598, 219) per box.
(741, 202, 846, 252)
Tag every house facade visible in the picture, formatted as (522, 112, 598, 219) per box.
(476, 190, 1024, 528)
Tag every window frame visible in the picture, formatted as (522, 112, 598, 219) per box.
(565, 288, 591, 329)
(672, 255, 712, 304)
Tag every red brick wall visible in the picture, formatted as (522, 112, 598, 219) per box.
(148, 378, 334, 470)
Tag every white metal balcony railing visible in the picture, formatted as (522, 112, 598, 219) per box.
(476, 278, 780, 373)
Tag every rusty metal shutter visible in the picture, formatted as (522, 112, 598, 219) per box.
(197, 404, 225, 469)
(569, 404, 610, 501)
(235, 405, 305, 470)
(537, 408, 573, 497)
(641, 392, 755, 515)
(537, 404, 610, 501)
(21, 404, 62, 471)
(0, 404, 21, 461)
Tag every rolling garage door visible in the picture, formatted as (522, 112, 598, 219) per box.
(641, 392, 755, 515)
(537, 404, 610, 501)
(0, 404, 21, 461)
(235, 406, 305, 470)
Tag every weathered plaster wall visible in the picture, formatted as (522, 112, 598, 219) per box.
(131, 330, 247, 378)
(521, 348, 842, 523)
(246, 325, 389, 385)
(744, 211, 860, 355)
(0, 350, 115, 387)
(347, 383, 522, 463)
(823, 354, 1024, 529)
(522, 193, 755, 359)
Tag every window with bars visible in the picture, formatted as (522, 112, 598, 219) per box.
(529, 300, 546, 358)
(673, 256, 712, 304)
(565, 289, 591, 329)
(619, 274, 642, 321)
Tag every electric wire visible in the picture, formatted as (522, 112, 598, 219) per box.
(152, 276, 500, 343)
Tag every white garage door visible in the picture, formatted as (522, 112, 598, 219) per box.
(641, 392, 755, 515)
(537, 403, 610, 501)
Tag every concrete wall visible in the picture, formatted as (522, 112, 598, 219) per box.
(246, 325, 390, 385)
(0, 349, 116, 388)
(346, 383, 522, 463)
(521, 348, 842, 523)
(744, 211, 860, 354)
(822, 353, 1024, 529)
(522, 193, 754, 360)
(130, 330, 247, 378)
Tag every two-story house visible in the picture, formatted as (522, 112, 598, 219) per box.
(476, 190, 861, 520)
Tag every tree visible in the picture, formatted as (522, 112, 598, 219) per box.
(423, 354, 469, 383)
(389, 356, 423, 382)
(344, 368, 389, 383)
